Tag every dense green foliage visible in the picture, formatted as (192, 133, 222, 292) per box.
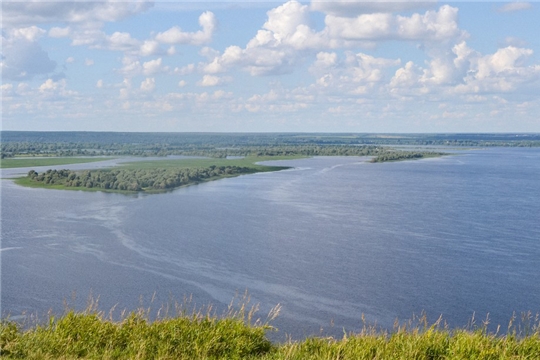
(25, 165, 261, 192)
(2, 131, 538, 159)
(370, 151, 445, 163)
(2, 309, 539, 359)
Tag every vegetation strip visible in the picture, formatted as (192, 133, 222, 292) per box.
(14, 157, 293, 193)
(1, 308, 539, 359)
(370, 151, 445, 163)
(0, 157, 112, 169)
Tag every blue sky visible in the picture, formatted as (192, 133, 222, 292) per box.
(2, 1, 539, 132)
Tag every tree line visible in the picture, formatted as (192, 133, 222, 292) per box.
(2, 144, 392, 158)
(370, 151, 444, 163)
(27, 166, 255, 192)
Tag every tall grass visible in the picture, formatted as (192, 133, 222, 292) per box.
(2, 298, 539, 359)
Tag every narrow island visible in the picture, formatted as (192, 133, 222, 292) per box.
(13, 156, 293, 193)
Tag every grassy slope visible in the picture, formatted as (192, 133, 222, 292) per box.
(1, 309, 539, 359)
(0, 157, 112, 169)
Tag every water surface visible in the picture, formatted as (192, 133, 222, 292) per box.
(1, 148, 539, 339)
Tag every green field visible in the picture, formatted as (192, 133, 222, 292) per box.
(1, 157, 112, 169)
(119, 156, 303, 171)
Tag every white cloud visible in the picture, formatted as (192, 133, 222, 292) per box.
(140, 40, 161, 56)
(311, 0, 437, 16)
(390, 61, 423, 88)
(198, 75, 229, 87)
(118, 56, 142, 77)
(201, 2, 466, 78)
(178, 80, 187, 87)
(1, 32, 57, 80)
(37, 79, 77, 98)
(248, 90, 279, 103)
(96, 80, 104, 88)
(497, 2, 532, 13)
(85, 58, 94, 66)
(66, 57, 75, 64)
(475, 46, 533, 79)
(199, 47, 220, 59)
(325, 5, 464, 42)
(1, 84, 14, 97)
(387, 42, 540, 98)
(142, 58, 168, 75)
(49, 27, 71, 38)
(155, 11, 216, 45)
(1, 1, 153, 27)
(174, 64, 196, 75)
(9, 26, 46, 41)
(308, 51, 401, 99)
(39, 79, 60, 92)
(106, 31, 140, 52)
(140, 77, 156, 92)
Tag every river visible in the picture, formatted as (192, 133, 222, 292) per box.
(1, 148, 539, 340)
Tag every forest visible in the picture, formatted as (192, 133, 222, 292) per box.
(25, 165, 261, 192)
(1, 131, 539, 159)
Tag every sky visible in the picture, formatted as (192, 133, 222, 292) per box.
(1, 1, 540, 133)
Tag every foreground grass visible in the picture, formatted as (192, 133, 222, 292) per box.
(2, 307, 539, 359)
(0, 157, 112, 169)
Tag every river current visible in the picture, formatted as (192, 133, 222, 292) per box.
(1, 148, 539, 339)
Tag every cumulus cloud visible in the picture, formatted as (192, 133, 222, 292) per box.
(142, 58, 169, 76)
(140, 77, 156, 92)
(387, 41, 540, 98)
(325, 5, 464, 42)
(1, 32, 57, 80)
(155, 11, 216, 45)
(311, 0, 437, 16)
(9, 26, 46, 41)
(37, 79, 77, 98)
(475, 46, 533, 79)
(1, 1, 153, 27)
(309, 50, 401, 96)
(140, 40, 161, 56)
(49, 27, 71, 38)
(197, 75, 231, 87)
(118, 56, 142, 77)
(201, 1, 466, 78)
(174, 64, 196, 76)
(497, 2, 532, 13)
(102, 31, 141, 52)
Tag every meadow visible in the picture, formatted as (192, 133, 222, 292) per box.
(0, 157, 112, 169)
(1, 302, 539, 359)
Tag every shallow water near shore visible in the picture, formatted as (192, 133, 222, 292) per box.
(1, 148, 540, 340)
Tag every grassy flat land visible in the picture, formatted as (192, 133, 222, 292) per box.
(118, 156, 304, 171)
(1, 157, 112, 169)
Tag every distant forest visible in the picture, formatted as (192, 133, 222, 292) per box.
(1, 131, 538, 159)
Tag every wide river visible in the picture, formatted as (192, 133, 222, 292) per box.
(1, 148, 539, 340)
